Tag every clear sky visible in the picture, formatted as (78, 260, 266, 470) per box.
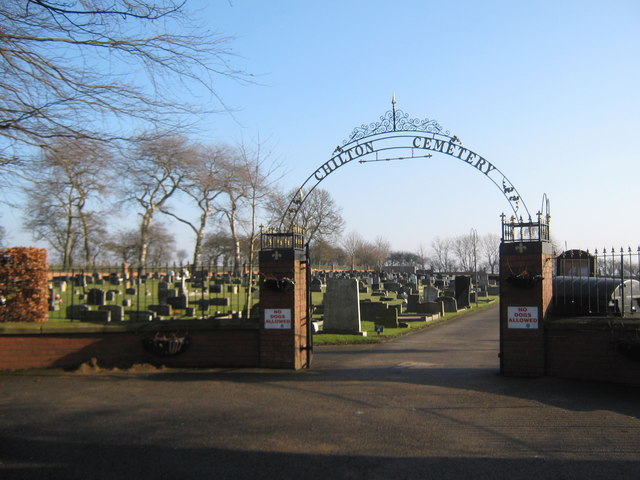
(4, 0, 640, 254)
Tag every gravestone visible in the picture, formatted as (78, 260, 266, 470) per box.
(158, 288, 177, 305)
(209, 284, 222, 294)
(81, 309, 111, 323)
(359, 300, 399, 328)
(406, 294, 421, 312)
(209, 297, 230, 306)
(323, 278, 364, 335)
(454, 276, 471, 309)
(99, 305, 124, 322)
(416, 301, 444, 316)
(149, 304, 172, 316)
(167, 294, 188, 309)
(106, 290, 119, 302)
(66, 304, 90, 320)
(48, 288, 59, 311)
(423, 285, 440, 303)
(87, 288, 105, 306)
(438, 296, 458, 313)
(310, 276, 323, 293)
(383, 281, 401, 292)
(127, 310, 155, 322)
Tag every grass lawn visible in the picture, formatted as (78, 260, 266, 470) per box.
(313, 296, 498, 345)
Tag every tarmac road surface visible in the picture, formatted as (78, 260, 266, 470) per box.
(1, 305, 640, 479)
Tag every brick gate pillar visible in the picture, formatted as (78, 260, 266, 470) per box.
(499, 217, 553, 376)
(258, 229, 311, 369)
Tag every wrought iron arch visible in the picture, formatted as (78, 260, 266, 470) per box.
(279, 97, 530, 229)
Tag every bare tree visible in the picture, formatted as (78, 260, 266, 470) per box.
(215, 140, 281, 282)
(453, 231, 480, 272)
(416, 243, 430, 270)
(309, 238, 345, 268)
(104, 223, 175, 267)
(161, 143, 230, 269)
(103, 229, 140, 265)
(370, 236, 391, 270)
(121, 134, 193, 269)
(272, 188, 345, 244)
(216, 152, 247, 277)
(481, 233, 500, 274)
(200, 230, 235, 269)
(0, 1, 246, 163)
(342, 231, 364, 270)
(22, 138, 111, 267)
(235, 140, 282, 318)
(431, 236, 456, 273)
(387, 251, 423, 267)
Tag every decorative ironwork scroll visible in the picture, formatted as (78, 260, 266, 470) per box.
(279, 98, 530, 229)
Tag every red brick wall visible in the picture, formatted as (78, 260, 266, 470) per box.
(499, 241, 553, 377)
(0, 329, 260, 371)
(259, 250, 310, 369)
(546, 320, 640, 385)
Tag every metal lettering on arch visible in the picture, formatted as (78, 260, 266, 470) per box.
(280, 98, 530, 228)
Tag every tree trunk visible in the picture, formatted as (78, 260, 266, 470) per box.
(139, 210, 154, 271)
(191, 211, 208, 270)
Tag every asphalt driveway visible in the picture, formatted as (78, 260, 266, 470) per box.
(1, 305, 639, 479)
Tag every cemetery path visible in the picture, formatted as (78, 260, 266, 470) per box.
(2, 304, 640, 480)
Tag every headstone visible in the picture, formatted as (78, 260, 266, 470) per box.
(406, 294, 421, 312)
(48, 288, 59, 311)
(167, 294, 188, 309)
(477, 272, 489, 290)
(416, 301, 444, 316)
(359, 301, 399, 328)
(158, 288, 177, 305)
(99, 305, 124, 322)
(209, 297, 230, 306)
(86, 288, 105, 306)
(423, 285, 440, 303)
(149, 304, 172, 316)
(227, 285, 238, 294)
(322, 278, 365, 335)
(209, 284, 223, 294)
(310, 276, 323, 293)
(106, 290, 119, 302)
(66, 304, 90, 320)
(438, 296, 458, 313)
(81, 309, 111, 323)
(454, 276, 471, 309)
(127, 310, 155, 322)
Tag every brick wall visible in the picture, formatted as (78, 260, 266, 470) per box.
(0, 322, 260, 371)
(259, 248, 310, 370)
(499, 241, 553, 377)
(546, 319, 640, 385)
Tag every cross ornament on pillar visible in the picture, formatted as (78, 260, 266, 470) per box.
(272, 250, 282, 261)
(515, 243, 527, 254)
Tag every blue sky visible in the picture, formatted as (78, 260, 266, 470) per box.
(5, 0, 640, 254)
